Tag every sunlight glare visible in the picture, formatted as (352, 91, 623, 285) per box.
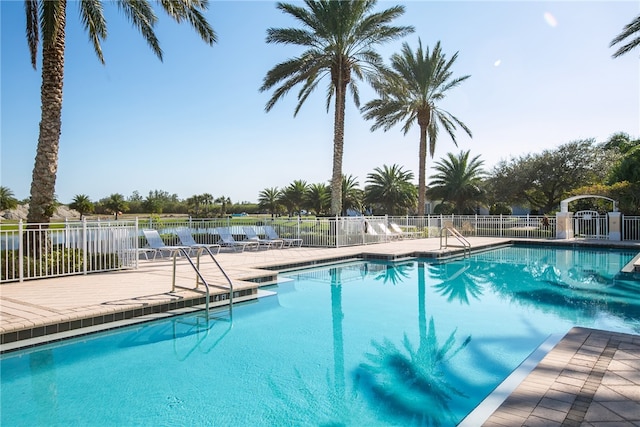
(544, 12, 558, 27)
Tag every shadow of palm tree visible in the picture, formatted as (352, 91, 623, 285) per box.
(355, 315, 471, 426)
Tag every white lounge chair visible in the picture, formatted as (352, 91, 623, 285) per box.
(389, 222, 420, 239)
(377, 223, 401, 240)
(263, 225, 302, 248)
(142, 229, 189, 260)
(216, 227, 259, 252)
(243, 226, 283, 249)
(176, 228, 221, 255)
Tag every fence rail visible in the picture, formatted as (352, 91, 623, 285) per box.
(1, 214, 638, 283)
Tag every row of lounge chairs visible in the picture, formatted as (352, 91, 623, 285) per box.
(140, 226, 302, 260)
(366, 222, 421, 240)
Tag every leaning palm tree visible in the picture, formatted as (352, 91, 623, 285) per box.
(260, 0, 413, 216)
(361, 39, 472, 216)
(24, 0, 216, 225)
(427, 150, 485, 214)
(610, 14, 640, 58)
(364, 164, 417, 215)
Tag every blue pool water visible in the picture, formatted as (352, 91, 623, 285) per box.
(1, 245, 639, 426)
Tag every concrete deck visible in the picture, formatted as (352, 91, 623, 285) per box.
(1, 237, 639, 426)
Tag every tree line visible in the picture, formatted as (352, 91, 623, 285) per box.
(2, 132, 637, 218)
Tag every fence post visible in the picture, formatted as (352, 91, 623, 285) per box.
(135, 217, 139, 269)
(335, 215, 339, 248)
(527, 213, 530, 238)
(500, 214, 503, 237)
(18, 220, 24, 282)
(82, 217, 88, 274)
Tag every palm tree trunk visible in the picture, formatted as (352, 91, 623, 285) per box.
(331, 82, 347, 216)
(27, 0, 67, 225)
(417, 124, 428, 216)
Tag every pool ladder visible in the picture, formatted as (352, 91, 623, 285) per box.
(171, 247, 234, 319)
(440, 226, 471, 258)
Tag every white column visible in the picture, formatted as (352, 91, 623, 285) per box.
(556, 212, 574, 239)
(608, 212, 621, 241)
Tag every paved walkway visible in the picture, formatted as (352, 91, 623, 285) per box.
(1, 237, 639, 426)
(481, 327, 640, 427)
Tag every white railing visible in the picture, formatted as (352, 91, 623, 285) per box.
(1, 219, 139, 283)
(2, 214, 637, 283)
(623, 216, 640, 241)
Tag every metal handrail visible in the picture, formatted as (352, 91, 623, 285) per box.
(172, 247, 234, 318)
(440, 226, 471, 257)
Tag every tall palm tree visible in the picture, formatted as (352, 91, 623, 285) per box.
(258, 187, 283, 218)
(341, 174, 364, 216)
(427, 150, 485, 214)
(361, 40, 472, 216)
(610, 14, 640, 58)
(260, 0, 413, 216)
(24, 0, 216, 225)
(364, 164, 417, 215)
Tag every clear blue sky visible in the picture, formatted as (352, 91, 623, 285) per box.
(1, 1, 638, 205)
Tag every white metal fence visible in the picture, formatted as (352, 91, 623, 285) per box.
(1, 214, 638, 283)
(1, 219, 139, 283)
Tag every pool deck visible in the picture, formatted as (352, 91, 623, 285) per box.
(1, 237, 639, 426)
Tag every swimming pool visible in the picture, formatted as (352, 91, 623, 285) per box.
(1, 245, 639, 426)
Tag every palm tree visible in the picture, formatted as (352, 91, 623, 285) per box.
(610, 14, 640, 58)
(305, 183, 331, 216)
(0, 187, 19, 211)
(279, 180, 308, 216)
(341, 174, 364, 216)
(364, 164, 417, 215)
(260, 0, 413, 216)
(258, 187, 283, 218)
(24, 0, 216, 225)
(104, 193, 128, 220)
(361, 40, 472, 216)
(427, 150, 485, 214)
(215, 196, 231, 217)
(69, 194, 94, 219)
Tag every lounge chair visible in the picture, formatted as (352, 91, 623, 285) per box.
(215, 227, 260, 252)
(377, 223, 401, 240)
(142, 229, 189, 260)
(176, 228, 221, 255)
(389, 222, 420, 239)
(243, 226, 284, 249)
(263, 225, 303, 248)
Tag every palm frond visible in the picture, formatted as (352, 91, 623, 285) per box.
(610, 14, 640, 58)
(116, 0, 161, 60)
(25, 0, 39, 68)
(79, 0, 107, 64)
